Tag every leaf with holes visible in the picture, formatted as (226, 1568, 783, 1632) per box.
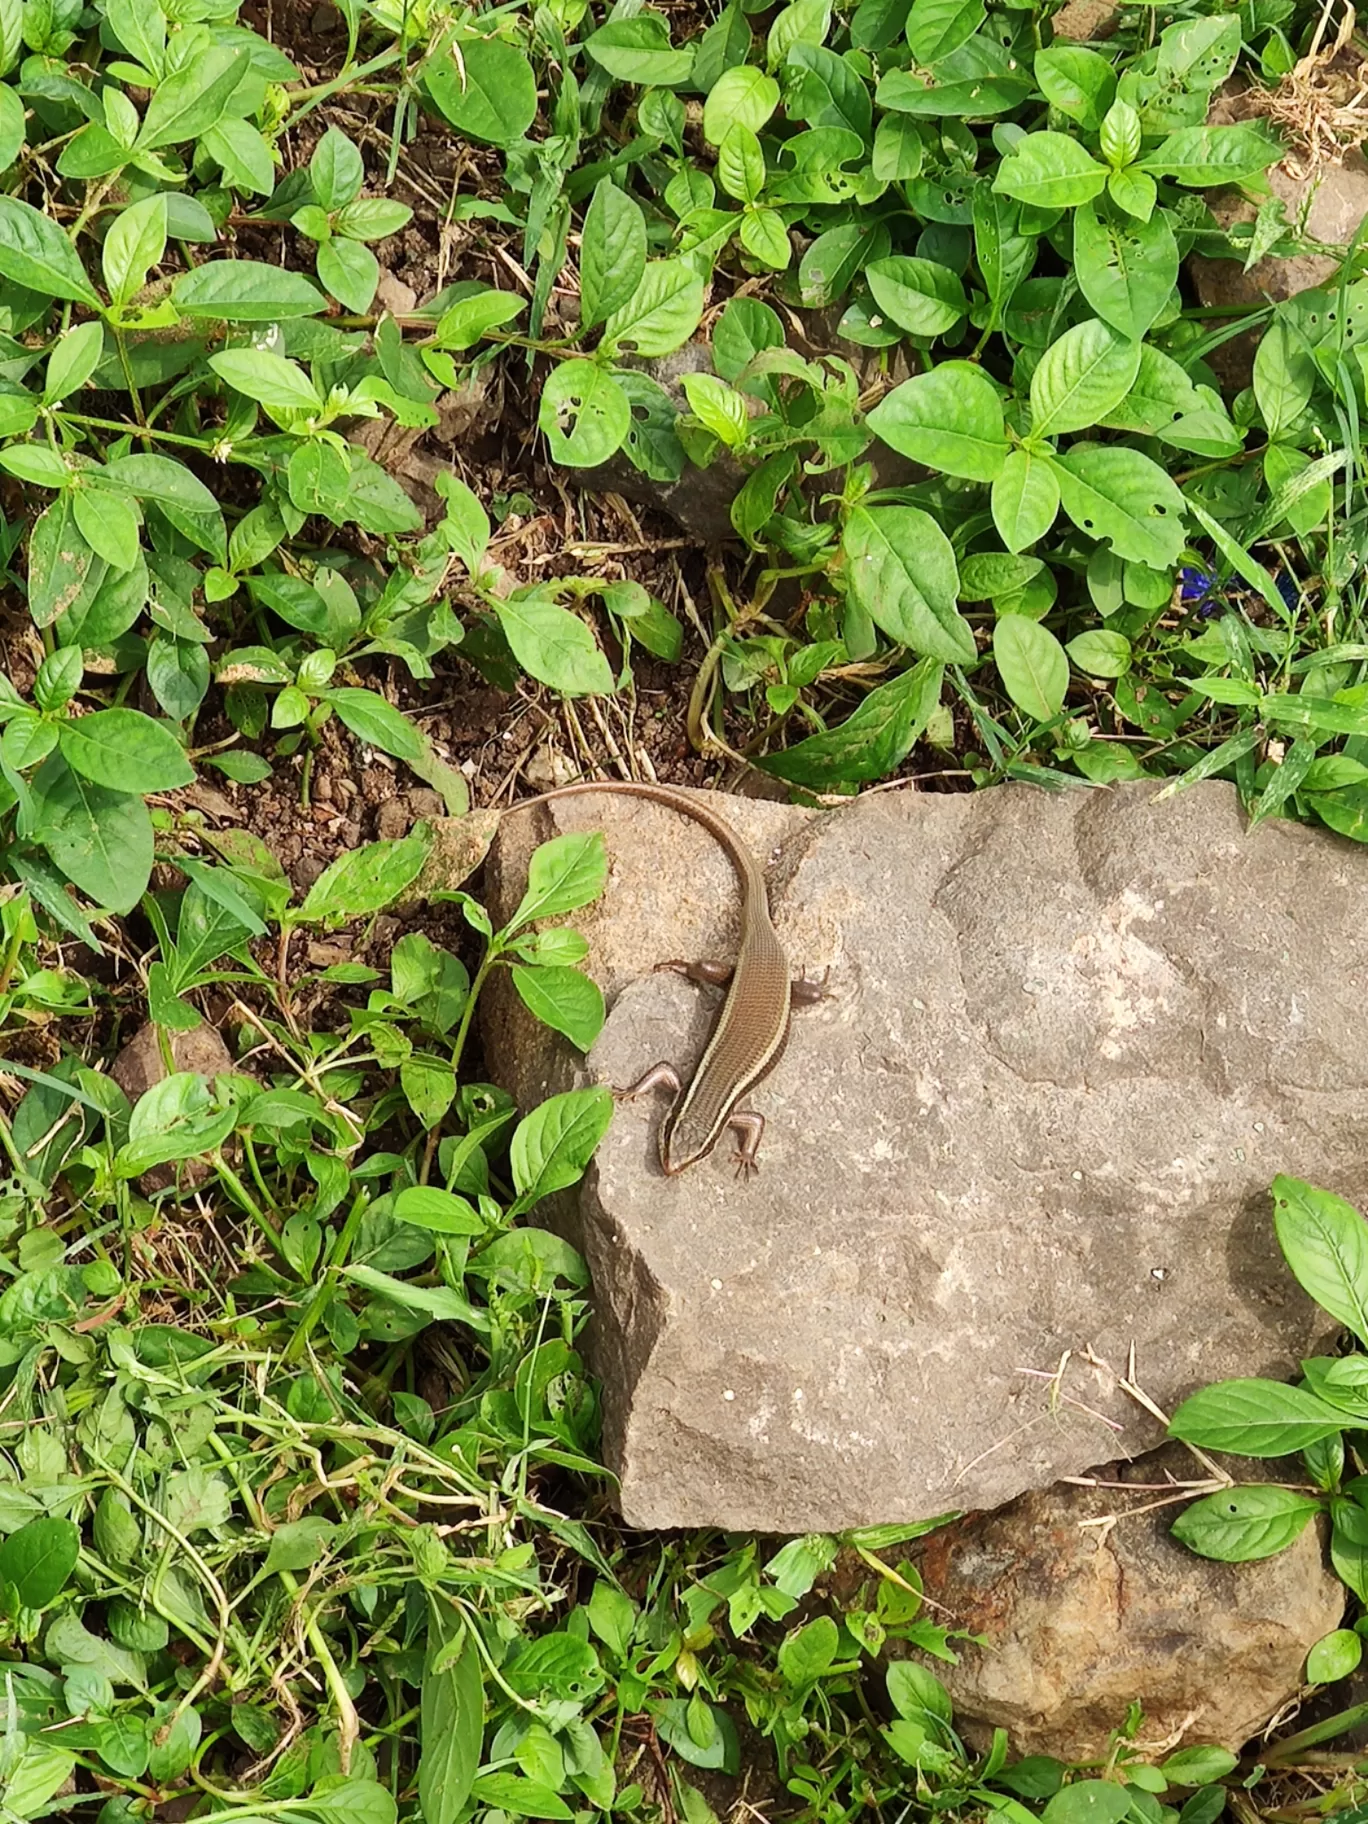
(1139, 123, 1280, 185)
(600, 261, 705, 358)
(1030, 319, 1141, 437)
(1050, 445, 1186, 567)
(1072, 200, 1178, 339)
(538, 362, 630, 467)
(876, 37, 1032, 117)
(842, 506, 973, 663)
(1172, 1486, 1322, 1562)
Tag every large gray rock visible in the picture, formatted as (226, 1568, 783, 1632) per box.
(484, 781, 1360, 1531)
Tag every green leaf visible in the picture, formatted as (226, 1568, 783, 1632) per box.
(993, 133, 1107, 208)
(346, 454, 422, 535)
(1307, 1628, 1362, 1684)
(992, 448, 1060, 552)
(338, 198, 411, 244)
(1030, 319, 1141, 437)
(717, 123, 765, 204)
(425, 35, 539, 144)
(876, 37, 1032, 116)
(510, 1086, 614, 1208)
(30, 753, 153, 913)
(1171, 1486, 1322, 1561)
(512, 964, 605, 1050)
(102, 194, 168, 307)
(758, 659, 944, 786)
(311, 126, 364, 212)
(45, 320, 105, 405)
(0, 0, 20, 74)
(0, 1517, 79, 1608)
(1051, 445, 1186, 567)
(1033, 44, 1116, 128)
(600, 260, 705, 358)
(1161, 1748, 1239, 1788)
(342, 1263, 488, 1330)
(299, 833, 431, 924)
(510, 831, 609, 926)
(799, 221, 890, 306)
(538, 360, 631, 467)
(136, 45, 246, 148)
(1270, 1174, 1368, 1350)
(887, 1659, 952, 1724)
(584, 14, 695, 85)
(0, 195, 98, 305)
(56, 708, 192, 793)
(287, 440, 352, 520)
(905, 0, 983, 63)
(435, 288, 528, 348)
(1066, 630, 1131, 677)
(172, 260, 325, 320)
(209, 348, 322, 414)
(326, 687, 425, 763)
(317, 236, 379, 313)
(843, 505, 972, 662)
(994, 615, 1068, 719)
(703, 65, 781, 143)
(72, 488, 140, 571)
(1072, 200, 1178, 340)
(1041, 1786, 1143, 1824)
(27, 495, 101, 630)
(1169, 1378, 1348, 1455)
(496, 593, 615, 696)
(1139, 123, 1280, 185)
(392, 1188, 483, 1234)
(579, 180, 647, 330)
(100, 455, 221, 525)
(865, 255, 967, 336)
(866, 362, 1008, 482)
(420, 1603, 483, 1824)
(470, 1776, 572, 1821)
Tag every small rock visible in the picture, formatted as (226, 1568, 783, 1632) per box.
(410, 812, 501, 903)
(111, 1022, 234, 1193)
(293, 854, 328, 893)
(1049, 0, 1120, 37)
(407, 789, 445, 820)
(1191, 150, 1368, 313)
(376, 799, 410, 841)
(918, 1444, 1343, 1758)
(375, 269, 418, 317)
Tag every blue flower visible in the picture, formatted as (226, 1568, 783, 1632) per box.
(1179, 566, 1216, 604)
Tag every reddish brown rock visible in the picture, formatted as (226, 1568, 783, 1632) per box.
(917, 1446, 1343, 1759)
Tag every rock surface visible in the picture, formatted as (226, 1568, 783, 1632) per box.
(917, 1444, 1343, 1759)
(483, 781, 1360, 1531)
(111, 1022, 235, 1192)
